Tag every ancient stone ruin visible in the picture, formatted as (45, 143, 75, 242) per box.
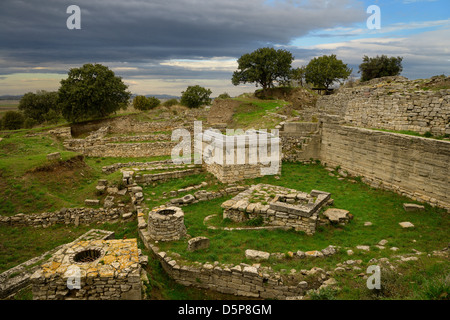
(31, 239, 141, 300)
(147, 207, 187, 241)
(221, 184, 332, 235)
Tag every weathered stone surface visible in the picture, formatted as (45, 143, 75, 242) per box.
(399, 222, 415, 228)
(187, 237, 210, 252)
(403, 203, 425, 212)
(323, 208, 351, 224)
(356, 245, 370, 251)
(47, 152, 61, 161)
(245, 249, 270, 261)
(85, 199, 100, 206)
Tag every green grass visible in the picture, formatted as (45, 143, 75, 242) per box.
(370, 128, 449, 140)
(229, 98, 289, 129)
(156, 162, 449, 282)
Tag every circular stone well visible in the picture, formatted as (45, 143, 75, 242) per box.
(148, 206, 187, 241)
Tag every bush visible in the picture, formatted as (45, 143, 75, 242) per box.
(2, 111, 25, 130)
(23, 117, 38, 129)
(180, 85, 212, 108)
(133, 95, 161, 111)
(162, 98, 179, 107)
(245, 216, 264, 227)
(217, 93, 231, 99)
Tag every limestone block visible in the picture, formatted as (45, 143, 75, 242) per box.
(403, 203, 425, 212)
(399, 222, 415, 228)
(187, 237, 210, 252)
(245, 249, 270, 261)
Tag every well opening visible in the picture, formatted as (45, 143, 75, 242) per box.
(73, 249, 102, 263)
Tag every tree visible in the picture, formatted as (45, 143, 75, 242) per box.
(57, 63, 131, 123)
(18, 90, 59, 124)
(305, 54, 352, 90)
(2, 111, 24, 130)
(180, 85, 212, 108)
(359, 55, 403, 82)
(291, 66, 306, 87)
(232, 47, 294, 94)
(133, 95, 160, 111)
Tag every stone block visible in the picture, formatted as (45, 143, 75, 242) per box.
(187, 237, 210, 252)
(245, 249, 270, 261)
(47, 152, 61, 161)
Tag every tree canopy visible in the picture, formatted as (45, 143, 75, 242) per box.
(358, 55, 403, 82)
(305, 54, 352, 90)
(18, 90, 59, 124)
(180, 85, 212, 108)
(57, 63, 131, 123)
(232, 47, 294, 93)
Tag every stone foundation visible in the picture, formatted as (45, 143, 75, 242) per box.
(31, 239, 141, 300)
(221, 184, 331, 235)
(147, 207, 187, 241)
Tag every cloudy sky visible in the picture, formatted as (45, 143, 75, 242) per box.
(0, 0, 449, 96)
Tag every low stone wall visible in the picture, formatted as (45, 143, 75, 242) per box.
(132, 167, 203, 185)
(137, 220, 322, 299)
(221, 185, 331, 235)
(65, 140, 177, 158)
(320, 116, 450, 210)
(0, 207, 130, 228)
(102, 160, 174, 174)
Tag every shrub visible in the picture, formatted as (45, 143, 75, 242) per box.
(180, 85, 212, 108)
(162, 98, 179, 107)
(245, 216, 264, 227)
(23, 117, 38, 129)
(217, 93, 231, 99)
(133, 96, 160, 111)
(2, 111, 25, 130)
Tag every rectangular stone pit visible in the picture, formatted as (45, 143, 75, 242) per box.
(221, 184, 331, 235)
(31, 239, 141, 300)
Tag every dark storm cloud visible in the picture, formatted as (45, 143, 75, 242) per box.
(0, 0, 366, 75)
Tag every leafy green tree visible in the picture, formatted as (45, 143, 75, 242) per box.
(57, 63, 131, 123)
(2, 111, 24, 130)
(359, 55, 403, 82)
(232, 47, 294, 94)
(291, 66, 306, 86)
(305, 54, 352, 90)
(180, 85, 212, 108)
(133, 95, 160, 111)
(18, 90, 59, 124)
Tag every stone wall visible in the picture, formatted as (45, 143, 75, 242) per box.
(31, 239, 141, 300)
(317, 77, 450, 135)
(280, 122, 320, 162)
(132, 167, 203, 185)
(137, 219, 322, 299)
(0, 207, 131, 228)
(320, 116, 450, 210)
(64, 140, 177, 158)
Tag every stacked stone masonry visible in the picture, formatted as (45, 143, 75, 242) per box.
(0, 207, 129, 228)
(320, 116, 450, 209)
(317, 76, 450, 135)
(221, 184, 331, 235)
(31, 239, 141, 300)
